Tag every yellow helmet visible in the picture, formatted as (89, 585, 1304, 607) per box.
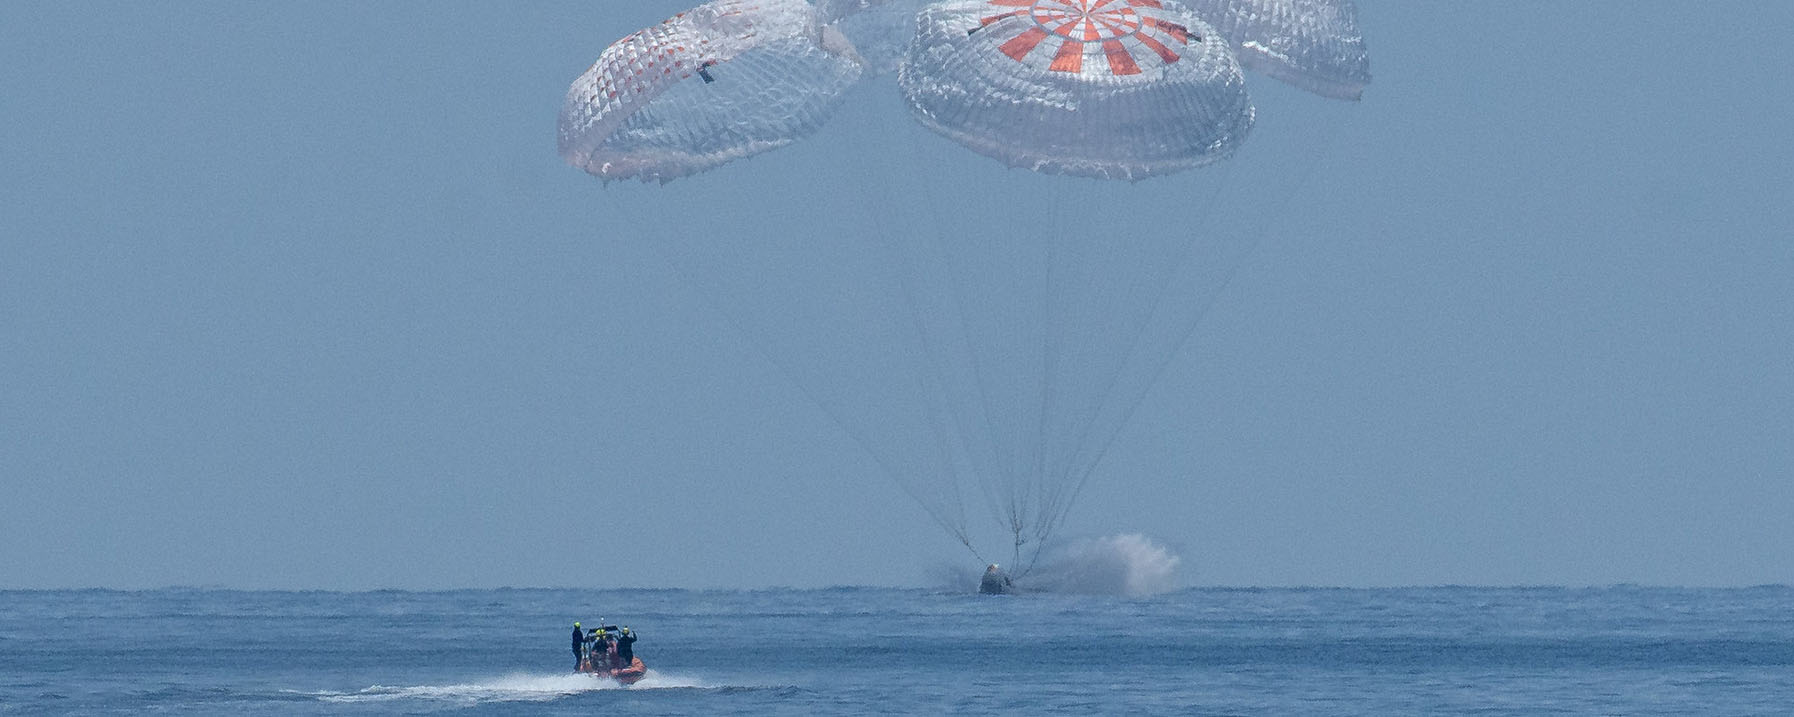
(573, 622, 581, 628)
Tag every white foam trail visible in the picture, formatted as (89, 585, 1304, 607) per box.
(1015, 533, 1182, 596)
(304, 670, 706, 705)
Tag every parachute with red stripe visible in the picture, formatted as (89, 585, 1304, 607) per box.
(899, 0, 1255, 180)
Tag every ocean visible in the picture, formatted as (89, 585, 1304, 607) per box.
(2, 586, 1790, 715)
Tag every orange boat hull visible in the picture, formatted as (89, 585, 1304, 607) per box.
(610, 656, 646, 685)
(579, 656, 646, 685)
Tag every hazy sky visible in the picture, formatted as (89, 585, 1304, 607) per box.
(3, 2, 1791, 590)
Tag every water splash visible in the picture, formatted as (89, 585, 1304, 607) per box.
(1015, 533, 1182, 596)
(304, 670, 706, 705)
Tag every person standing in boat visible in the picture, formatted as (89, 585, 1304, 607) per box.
(615, 626, 638, 668)
(570, 622, 585, 670)
(590, 626, 611, 668)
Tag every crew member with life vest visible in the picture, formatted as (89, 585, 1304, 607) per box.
(595, 626, 620, 668)
(570, 622, 584, 670)
(615, 626, 638, 668)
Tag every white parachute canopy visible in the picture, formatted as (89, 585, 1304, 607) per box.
(815, 0, 936, 76)
(900, 0, 1254, 180)
(557, 0, 864, 183)
(1186, 0, 1371, 100)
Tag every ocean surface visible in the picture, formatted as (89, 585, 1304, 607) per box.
(2, 586, 1791, 715)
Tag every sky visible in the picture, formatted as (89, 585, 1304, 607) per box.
(2, 2, 1791, 590)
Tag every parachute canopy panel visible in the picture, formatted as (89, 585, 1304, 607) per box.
(558, 0, 863, 183)
(899, 0, 1255, 180)
(817, 0, 936, 76)
(1187, 0, 1370, 100)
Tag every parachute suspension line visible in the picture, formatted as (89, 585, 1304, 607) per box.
(875, 93, 1004, 548)
(1019, 198, 1060, 576)
(1055, 109, 1358, 526)
(861, 93, 985, 554)
(1068, 163, 1243, 512)
(924, 210, 1007, 544)
(1017, 178, 1082, 579)
(879, 90, 1012, 560)
(876, 90, 1006, 554)
(1039, 160, 1245, 543)
(1055, 230, 1255, 532)
(645, 185, 980, 552)
(1027, 191, 1111, 534)
(1008, 255, 1044, 572)
(1022, 173, 1207, 550)
(1050, 174, 1148, 531)
(898, 136, 1014, 545)
(991, 211, 1029, 545)
(932, 228, 1014, 542)
(967, 219, 1021, 544)
(880, 201, 979, 550)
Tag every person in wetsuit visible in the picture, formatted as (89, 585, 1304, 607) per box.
(615, 626, 638, 667)
(570, 622, 584, 670)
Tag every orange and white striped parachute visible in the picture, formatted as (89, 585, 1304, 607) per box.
(1186, 0, 1370, 100)
(898, 0, 1255, 180)
(558, 0, 864, 183)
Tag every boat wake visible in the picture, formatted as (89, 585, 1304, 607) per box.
(303, 670, 707, 705)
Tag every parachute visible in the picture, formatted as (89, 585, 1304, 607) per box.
(816, 0, 936, 75)
(562, 0, 1370, 575)
(819, 0, 1371, 100)
(900, 0, 1253, 179)
(558, 0, 863, 183)
(1187, 0, 1372, 100)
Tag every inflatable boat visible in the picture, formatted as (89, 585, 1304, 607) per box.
(575, 623, 648, 685)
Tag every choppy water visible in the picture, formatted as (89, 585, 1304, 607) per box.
(2, 586, 1791, 715)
